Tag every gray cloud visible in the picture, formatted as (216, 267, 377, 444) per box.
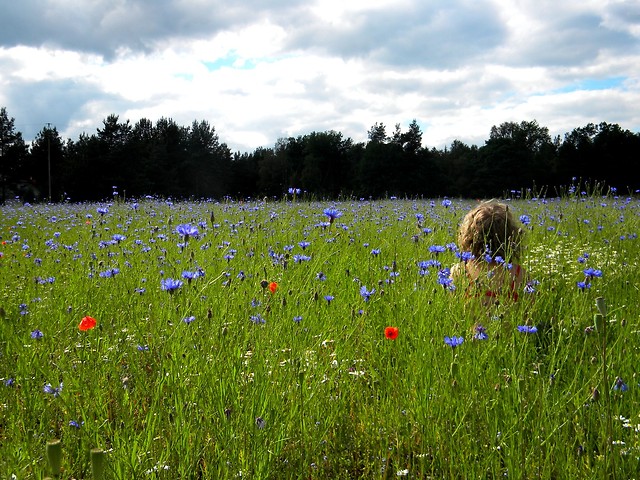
(603, 1, 640, 36)
(3, 1, 637, 70)
(5, 78, 127, 141)
(513, 13, 639, 68)
(285, 1, 507, 69)
(0, 0, 306, 58)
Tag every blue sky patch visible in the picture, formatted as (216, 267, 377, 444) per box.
(203, 55, 257, 71)
(557, 77, 626, 93)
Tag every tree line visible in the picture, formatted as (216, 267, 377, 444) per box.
(1, 106, 639, 203)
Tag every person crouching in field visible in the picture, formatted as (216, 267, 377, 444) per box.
(450, 200, 527, 305)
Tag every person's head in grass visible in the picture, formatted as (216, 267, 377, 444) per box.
(452, 200, 526, 298)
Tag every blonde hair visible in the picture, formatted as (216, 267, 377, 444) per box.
(457, 200, 523, 263)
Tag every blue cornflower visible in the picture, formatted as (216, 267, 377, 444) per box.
(583, 268, 603, 279)
(69, 420, 84, 429)
(473, 325, 488, 341)
(112, 234, 126, 243)
(324, 295, 334, 304)
(429, 245, 446, 255)
(524, 280, 538, 294)
(417, 266, 430, 276)
(96, 207, 109, 215)
(137, 345, 149, 351)
(517, 325, 538, 334)
(360, 285, 376, 302)
(160, 278, 183, 293)
(288, 187, 301, 195)
(613, 377, 628, 392)
(31, 329, 43, 339)
(323, 208, 342, 223)
(99, 268, 120, 278)
(437, 268, 455, 290)
(4, 378, 15, 387)
(250, 314, 266, 324)
(175, 224, 199, 240)
(419, 259, 441, 269)
(44, 382, 63, 397)
(183, 316, 195, 325)
(293, 254, 312, 263)
(444, 336, 464, 348)
(577, 281, 590, 291)
(459, 251, 475, 263)
(520, 214, 531, 226)
(298, 241, 311, 250)
(265, 248, 279, 263)
(293, 316, 303, 323)
(441, 199, 452, 208)
(316, 272, 327, 281)
(182, 270, 198, 281)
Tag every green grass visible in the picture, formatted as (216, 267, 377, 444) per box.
(1, 192, 639, 479)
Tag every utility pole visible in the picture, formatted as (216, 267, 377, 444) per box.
(47, 122, 51, 202)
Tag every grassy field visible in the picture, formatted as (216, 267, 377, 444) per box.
(1, 187, 639, 479)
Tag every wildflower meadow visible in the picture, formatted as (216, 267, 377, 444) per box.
(1, 185, 639, 478)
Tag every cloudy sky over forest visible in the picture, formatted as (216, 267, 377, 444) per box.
(1, 0, 639, 152)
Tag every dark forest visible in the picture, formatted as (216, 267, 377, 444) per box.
(1, 106, 639, 202)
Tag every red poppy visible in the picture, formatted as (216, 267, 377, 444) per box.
(384, 326, 399, 340)
(269, 281, 278, 294)
(79, 316, 97, 331)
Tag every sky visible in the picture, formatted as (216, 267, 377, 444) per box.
(1, 0, 639, 153)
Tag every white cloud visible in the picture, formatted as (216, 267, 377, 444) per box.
(2, 46, 103, 83)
